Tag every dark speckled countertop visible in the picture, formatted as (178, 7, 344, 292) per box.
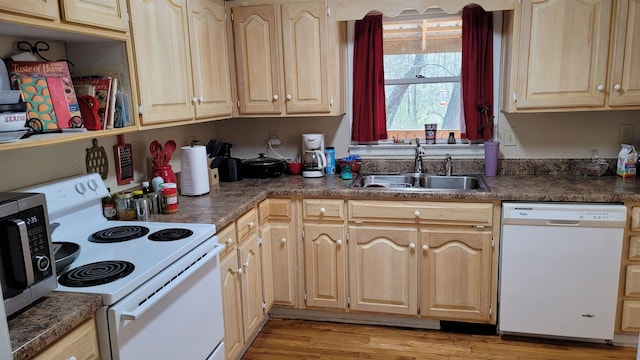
(10, 172, 640, 359)
(8, 292, 102, 360)
(159, 173, 640, 229)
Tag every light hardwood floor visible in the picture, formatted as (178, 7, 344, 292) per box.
(242, 318, 637, 359)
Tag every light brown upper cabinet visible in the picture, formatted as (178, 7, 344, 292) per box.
(0, 0, 60, 20)
(229, 1, 345, 117)
(61, 0, 129, 31)
(129, 0, 233, 126)
(502, 0, 640, 112)
(0, 0, 128, 31)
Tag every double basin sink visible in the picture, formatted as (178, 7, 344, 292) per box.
(349, 173, 489, 192)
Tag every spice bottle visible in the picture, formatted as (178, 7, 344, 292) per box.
(102, 191, 117, 220)
(161, 183, 178, 214)
(116, 192, 136, 220)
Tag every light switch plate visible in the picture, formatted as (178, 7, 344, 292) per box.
(503, 127, 517, 146)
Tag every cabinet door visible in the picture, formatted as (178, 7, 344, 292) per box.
(281, 1, 330, 114)
(238, 233, 265, 338)
(231, 5, 283, 115)
(304, 223, 347, 309)
(420, 228, 492, 322)
(348, 225, 418, 315)
(129, 0, 195, 124)
(259, 223, 275, 310)
(515, 0, 612, 108)
(61, 0, 128, 31)
(268, 222, 297, 307)
(31, 318, 99, 360)
(609, 0, 640, 106)
(187, 0, 233, 119)
(0, 0, 59, 20)
(220, 251, 244, 360)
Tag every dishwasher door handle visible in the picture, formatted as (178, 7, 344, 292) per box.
(546, 220, 581, 226)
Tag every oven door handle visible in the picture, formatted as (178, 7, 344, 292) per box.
(120, 249, 217, 321)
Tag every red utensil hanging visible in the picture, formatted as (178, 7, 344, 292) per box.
(114, 134, 133, 185)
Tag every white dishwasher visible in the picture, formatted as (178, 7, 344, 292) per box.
(499, 202, 626, 342)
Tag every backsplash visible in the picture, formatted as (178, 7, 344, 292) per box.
(360, 158, 618, 176)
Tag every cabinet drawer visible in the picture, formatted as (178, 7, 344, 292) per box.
(259, 198, 292, 224)
(348, 200, 493, 226)
(217, 223, 237, 260)
(631, 207, 640, 231)
(237, 208, 258, 242)
(621, 301, 640, 332)
(626, 265, 640, 296)
(32, 318, 99, 360)
(630, 235, 640, 260)
(303, 199, 344, 221)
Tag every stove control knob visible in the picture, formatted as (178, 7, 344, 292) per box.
(75, 182, 87, 195)
(87, 178, 99, 191)
(34, 255, 50, 271)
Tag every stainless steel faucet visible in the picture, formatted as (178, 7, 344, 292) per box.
(445, 154, 452, 176)
(414, 138, 426, 173)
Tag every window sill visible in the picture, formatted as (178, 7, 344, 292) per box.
(348, 142, 485, 159)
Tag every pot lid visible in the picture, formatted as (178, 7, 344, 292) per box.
(242, 153, 286, 166)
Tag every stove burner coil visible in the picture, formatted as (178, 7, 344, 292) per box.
(148, 228, 194, 241)
(91, 226, 150, 243)
(58, 260, 134, 287)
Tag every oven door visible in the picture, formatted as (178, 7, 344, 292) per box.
(107, 238, 224, 360)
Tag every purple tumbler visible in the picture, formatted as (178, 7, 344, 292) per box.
(484, 141, 500, 177)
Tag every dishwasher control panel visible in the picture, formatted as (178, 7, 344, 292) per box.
(502, 203, 627, 226)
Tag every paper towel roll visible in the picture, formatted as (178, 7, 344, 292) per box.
(180, 145, 210, 196)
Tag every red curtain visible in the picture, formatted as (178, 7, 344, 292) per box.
(352, 14, 388, 142)
(461, 6, 493, 141)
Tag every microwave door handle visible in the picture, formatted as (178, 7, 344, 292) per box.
(11, 219, 35, 287)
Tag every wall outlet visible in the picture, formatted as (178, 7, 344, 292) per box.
(267, 130, 281, 147)
(503, 127, 517, 146)
(619, 124, 634, 144)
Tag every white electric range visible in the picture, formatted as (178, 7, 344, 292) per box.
(22, 173, 225, 360)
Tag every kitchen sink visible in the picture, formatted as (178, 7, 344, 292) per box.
(349, 173, 489, 191)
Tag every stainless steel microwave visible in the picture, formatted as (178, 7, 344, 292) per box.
(0, 192, 56, 316)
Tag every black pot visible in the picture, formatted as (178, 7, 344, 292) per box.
(241, 153, 286, 178)
(219, 157, 242, 182)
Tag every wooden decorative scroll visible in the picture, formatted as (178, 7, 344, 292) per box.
(330, 0, 517, 21)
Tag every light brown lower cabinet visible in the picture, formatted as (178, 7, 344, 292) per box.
(31, 318, 100, 360)
(219, 208, 270, 360)
(346, 200, 497, 323)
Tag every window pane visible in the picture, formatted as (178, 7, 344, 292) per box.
(383, 15, 462, 134)
(385, 82, 460, 131)
(384, 52, 461, 79)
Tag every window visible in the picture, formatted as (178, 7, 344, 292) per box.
(383, 14, 462, 143)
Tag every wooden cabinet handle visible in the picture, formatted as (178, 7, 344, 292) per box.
(237, 268, 243, 274)
(192, 96, 198, 104)
(614, 84, 621, 91)
(320, 207, 326, 214)
(596, 84, 604, 92)
(409, 243, 416, 249)
(273, 95, 279, 101)
(286, 94, 292, 100)
(336, 240, 343, 246)
(414, 211, 421, 217)
(422, 244, 428, 251)
(280, 238, 287, 244)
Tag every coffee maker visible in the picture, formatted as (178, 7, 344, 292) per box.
(302, 133, 326, 178)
